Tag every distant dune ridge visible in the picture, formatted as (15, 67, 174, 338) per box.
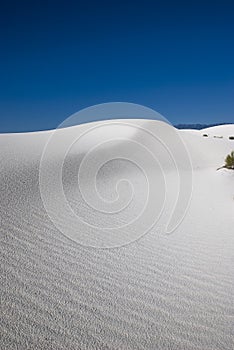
(0, 121, 234, 350)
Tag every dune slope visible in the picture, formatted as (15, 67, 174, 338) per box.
(0, 120, 234, 350)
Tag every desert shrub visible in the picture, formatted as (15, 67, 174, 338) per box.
(217, 151, 234, 170)
(225, 151, 234, 169)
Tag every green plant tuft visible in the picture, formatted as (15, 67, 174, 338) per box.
(217, 151, 234, 170)
(225, 151, 234, 169)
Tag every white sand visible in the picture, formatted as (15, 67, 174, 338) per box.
(0, 120, 234, 349)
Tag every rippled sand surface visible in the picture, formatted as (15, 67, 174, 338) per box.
(1, 121, 234, 349)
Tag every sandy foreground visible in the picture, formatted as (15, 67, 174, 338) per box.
(0, 120, 234, 350)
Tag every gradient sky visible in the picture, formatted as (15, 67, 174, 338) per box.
(0, 0, 234, 132)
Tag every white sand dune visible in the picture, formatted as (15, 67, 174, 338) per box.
(0, 120, 234, 350)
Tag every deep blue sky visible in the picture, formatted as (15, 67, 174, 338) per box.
(0, 0, 234, 132)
